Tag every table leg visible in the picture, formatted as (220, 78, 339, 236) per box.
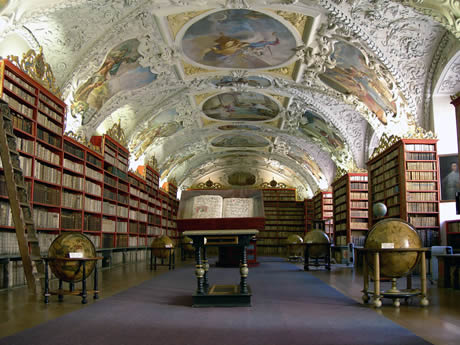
(326, 246, 331, 271)
(420, 251, 429, 307)
(240, 245, 248, 294)
(194, 245, 204, 295)
(373, 252, 382, 308)
(362, 254, 369, 303)
(150, 248, 153, 270)
(58, 279, 64, 302)
(44, 259, 50, 304)
(94, 262, 99, 300)
(203, 246, 209, 290)
(304, 245, 309, 271)
(81, 261, 87, 304)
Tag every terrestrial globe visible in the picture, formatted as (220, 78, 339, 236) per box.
(48, 233, 96, 282)
(373, 202, 387, 218)
(286, 234, 303, 258)
(152, 235, 175, 259)
(304, 230, 330, 258)
(181, 235, 194, 252)
(364, 218, 422, 278)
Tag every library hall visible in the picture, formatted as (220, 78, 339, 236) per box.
(0, 1, 460, 344)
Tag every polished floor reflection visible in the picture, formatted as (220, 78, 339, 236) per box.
(0, 258, 459, 345)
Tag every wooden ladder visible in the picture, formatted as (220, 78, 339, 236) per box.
(0, 100, 44, 292)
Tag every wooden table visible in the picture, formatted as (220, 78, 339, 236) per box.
(357, 248, 429, 308)
(436, 254, 460, 289)
(43, 256, 103, 304)
(183, 229, 258, 307)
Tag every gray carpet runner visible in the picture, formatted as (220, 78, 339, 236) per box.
(0, 257, 432, 345)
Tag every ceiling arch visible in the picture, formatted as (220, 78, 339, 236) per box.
(0, 0, 456, 196)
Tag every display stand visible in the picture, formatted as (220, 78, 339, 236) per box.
(150, 247, 175, 270)
(183, 229, 258, 307)
(357, 248, 429, 308)
(303, 243, 331, 271)
(177, 189, 265, 307)
(43, 256, 103, 304)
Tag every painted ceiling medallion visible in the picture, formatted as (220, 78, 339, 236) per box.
(202, 91, 279, 121)
(181, 9, 297, 69)
(211, 133, 270, 148)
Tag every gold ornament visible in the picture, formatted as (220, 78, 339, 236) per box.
(105, 120, 127, 146)
(8, 47, 61, 97)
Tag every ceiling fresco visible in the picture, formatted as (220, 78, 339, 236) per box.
(0, 0, 457, 199)
(181, 9, 298, 69)
(210, 133, 271, 148)
(202, 91, 280, 122)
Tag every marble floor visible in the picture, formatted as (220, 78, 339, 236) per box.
(0, 257, 459, 345)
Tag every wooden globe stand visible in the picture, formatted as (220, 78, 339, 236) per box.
(303, 243, 332, 271)
(150, 247, 175, 270)
(43, 256, 103, 304)
(358, 248, 429, 308)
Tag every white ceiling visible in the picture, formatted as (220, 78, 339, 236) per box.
(0, 0, 458, 198)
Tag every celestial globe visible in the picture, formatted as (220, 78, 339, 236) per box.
(364, 218, 422, 278)
(152, 235, 175, 259)
(304, 230, 330, 258)
(286, 234, 303, 258)
(48, 233, 96, 282)
(373, 202, 387, 218)
(181, 235, 194, 252)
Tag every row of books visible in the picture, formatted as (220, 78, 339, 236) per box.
(61, 211, 82, 229)
(37, 112, 61, 135)
(405, 152, 436, 161)
(1, 92, 34, 118)
(408, 215, 438, 227)
(350, 182, 368, 190)
(406, 161, 436, 170)
(405, 143, 435, 152)
(264, 225, 305, 231)
(4, 69, 36, 94)
(37, 127, 61, 148)
(39, 92, 64, 115)
(3, 79, 35, 105)
(38, 101, 63, 124)
(407, 202, 438, 213)
(12, 112, 33, 134)
(33, 207, 59, 228)
(63, 158, 84, 174)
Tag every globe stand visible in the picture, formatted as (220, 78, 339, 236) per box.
(150, 247, 175, 270)
(303, 243, 331, 271)
(43, 257, 103, 304)
(358, 248, 429, 308)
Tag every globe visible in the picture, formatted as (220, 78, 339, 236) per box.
(286, 234, 303, 258)
(364, 218, 422, 278)
(152, 235, 175, 259)
(48, 233, 97, 283)
(304, 230, 330, 258)
(373, 202, 387, 218)
(181, 235, 194, 252)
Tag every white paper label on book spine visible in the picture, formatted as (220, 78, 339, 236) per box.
(69, 252, 84, 258)
(381, 243, 394, 249)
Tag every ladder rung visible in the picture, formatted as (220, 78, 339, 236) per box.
(20, 202, 31, 208)
(28, 237, 39, 243)
(30, 255, 43, 262)
(24, 219, 35, 225)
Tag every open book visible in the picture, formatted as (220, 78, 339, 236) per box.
(191, 195, 254, 218)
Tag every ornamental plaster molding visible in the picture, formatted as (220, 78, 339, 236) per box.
(437, 51, 460, 95)
(318, 0, 436, 122)
(393, 0, 460, 39)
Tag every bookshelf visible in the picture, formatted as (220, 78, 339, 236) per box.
(312, 191, 333, 238)
(305, 198, 314, 232)
(0, 59, 179, 288)
(260, 188, 305, 256)
(332, 173, 369, 248)
(0, 58, 66, 255)
(367, 138, 440, 247)
(445, 220, 460, 250)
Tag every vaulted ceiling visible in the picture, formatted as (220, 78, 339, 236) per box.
(0, 0, 459, 199)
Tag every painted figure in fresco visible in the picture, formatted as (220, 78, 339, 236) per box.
(203, 32, 280, 62)
(442, 162, 460, 200)
(300, 111, 344, 150)
(71, 39, 157, 124)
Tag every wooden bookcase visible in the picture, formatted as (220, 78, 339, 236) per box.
(259, 188, 305, 256)
(0, 58, 67, 257)
(304, 198, 314, 232)
(367, 138, 440, 247)
(332, 173, 368, 247)
(445, 220, 460, 250)
(312, 191, 333, 238)
(0, 59, 178, 280)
